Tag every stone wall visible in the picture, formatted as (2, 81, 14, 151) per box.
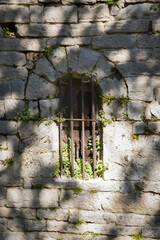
(0, 0, 160, 239)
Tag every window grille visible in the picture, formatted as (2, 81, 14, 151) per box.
(58, 76, 100, 179)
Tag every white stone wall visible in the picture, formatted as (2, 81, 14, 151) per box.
(0, 0, 160, 239)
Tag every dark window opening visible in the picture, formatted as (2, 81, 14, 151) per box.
(58, 76, 102, 179)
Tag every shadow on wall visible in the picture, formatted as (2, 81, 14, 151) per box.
(0, 1, 160, 239)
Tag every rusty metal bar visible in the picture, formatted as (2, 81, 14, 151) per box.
(91, 76, 96, 178)
(61, 118, 96, 122)
(70, 77, 74, 177)
(81, 77, 85, 179)
(59, 78, 63, 176)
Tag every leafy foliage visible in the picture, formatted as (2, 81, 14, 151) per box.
(2, 27, 10, 35)
(52, 136, 108, 179)
(106, 0, 121, 7)
(100, 94, 130, 107)
(74, 219, 85, 225)
(0, 157, 13, 166)
(150, 2, 160, 10)
(131, 231, 144, 240)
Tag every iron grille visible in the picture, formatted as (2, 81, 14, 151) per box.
(59, 76, 99, 179)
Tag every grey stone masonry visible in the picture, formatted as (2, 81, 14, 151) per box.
(0, 0, 160, 239)
(44, 6, 78, 23)
(0, 6, 29, 23)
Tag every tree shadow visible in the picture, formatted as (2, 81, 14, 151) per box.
(0, 1, 160, 239)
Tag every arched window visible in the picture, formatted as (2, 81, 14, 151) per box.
(58, 75, 102, 179)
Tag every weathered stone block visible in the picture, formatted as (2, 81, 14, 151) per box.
(105, 20, 149, 33)
(92, 34, 136, 49)
(26, 74, 58, 100)
(0, 82, 12, 99)
(0, 38, 45, 52)
(11, 80, 25, 100)
(8, 219, 46, 232)
(103, 49, 152, 64)
(117, 3, 159, 19)
(33, 57, 57, 83)
(103, 121, 133, 167)
(30, 6, 44, 23)
(69, 209, 104, 223)
(0, 207, 36, 219)
(47, 36, 92, 47)
(0, 233, 26, 240)
(1, 0, 37, 3)
(0, 27, 2, 37)
(79, 4, 109, 22)
(148, 122, 160, 133)
(39, 99, 59, 117)
(0, 5, 29, 23)
(126, 76, 153, 101)
(7, 135, 19, 152)
(117, 61, 160, 77)
(0, 121, 18, 134)
(0, 52, 26, 67)
(0, 101, 5, 119)
(137, 34, 160, 48)
(29, 101, 39, 116)
(70, 22, 104, 36)
(60, 190, 102, 210)
(133, 122, 147, 134)
(155, 87, 160, 101)
(127, 101, 147, 120)
(103, 212, 146, 227)
(5, 99, 25, 120)
(39, 0, 59, 2)
(99, 75, 127, 97)
(37, 209, 68, 220)
(48, 47, 68, 73)
(152, 19, 160, 32)
(7, 188, 59, 208)
(150, 101, 160, 119)
(103, 101, 126, 120)
(0, 136, 7, 149)
(0, 66, 28, 81)
(93, 56, 113, 80)
(102, 192, 160, 215)
(44, 6, 77, 23)
(66, 46, 79, 72)
(62, 0, 96, 3)
(133, 136, 160, 160)
(16, 24, 70, 37)
(143, 227, 160, 238)
(76, 47, 100, 74)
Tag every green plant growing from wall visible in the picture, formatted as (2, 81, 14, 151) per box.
(144, 127, 154, 136)
(117, 95, 130, 107)
(97, 110, 107, 126)
(141, 112, 146, 122)
(44, 46, 54, 56)
(0, 145, 3, 151)
(106, 0, 121, 7)
(100, 95, 115, 104)
(2, 27, 10, 36)
(131, 231, 144, 240)
(52, 135, 108, 179)
(130, 133, 138, 141)
(0, 157, 13, 166)
(71, 185, 83, 194)
(100, 95, 130, 107)
(150, 2, 160, 10)
(74, 218, 85, 225)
